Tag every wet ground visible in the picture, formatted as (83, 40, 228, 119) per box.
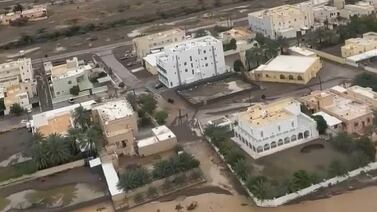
(0, 128, 31, 162)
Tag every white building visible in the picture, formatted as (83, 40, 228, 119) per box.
(313, 111, 342, 136)
(156, 36, 227, 88)
(248, 4, 314, 39)
(313, 5, 340, 23)
(340, 1, 375, 18)
(0, 58, 34, 96)
(44, 57, 93, 98)
(137, 125, 177, 157)
(233, 98, 319, 159)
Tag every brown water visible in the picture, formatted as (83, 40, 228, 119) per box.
(126, 186, 377, 212)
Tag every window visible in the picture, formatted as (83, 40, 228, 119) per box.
(204, 50, 206, 53)
(261, 131, 263, 137)
(291, 122, 294, 127)
(205, 63, 208, 67)
(185, 69, 188, 72)
(68, 80, 72, 85)
(278, 125, 281, 131)
(204, 57, 207, 60)
(354, 122, 359, 127)
(184, 62, 187, 65)
(192, 70, 194, 74)
(190, 56, 192, 61)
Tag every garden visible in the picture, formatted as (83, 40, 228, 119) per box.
(117, 152, 205, 207)
(204, 125, 376, 200)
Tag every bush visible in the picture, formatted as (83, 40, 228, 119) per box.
(233, 59, 244, 72)
(162, 179, 173, 191)
(223, 38, 237, 51)
(134, 193, 144, 203)
(117, 167, 152, 190)
(173, 173, 187, 185)
(189, 170, 202, 180)
(139, 94, 157, 114)
(146, 186, 158, 198)
(69, 85, 80, 96)
(154, 110, 168, 125)
(10, 103, 24, 116)
(311, 115, 328, 134)
(152, 152, 200, 179)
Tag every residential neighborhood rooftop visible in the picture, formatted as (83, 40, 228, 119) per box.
(37, 113, 72, 137)
(94, 99, 134, 123)
(256, 55, 319, 73)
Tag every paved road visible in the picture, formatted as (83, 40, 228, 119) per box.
(35, 67, 53, 112)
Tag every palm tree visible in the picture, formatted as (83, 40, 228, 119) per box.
(31, 142, 49, 169)
(45, 133, 72, 165)
(290, 170, 316, 191)
(67, 127, 84, 155)
(78, 126, 101, 157)
(73, 105, 91, 129)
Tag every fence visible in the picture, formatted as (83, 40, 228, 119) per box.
(197, 120, 377, 207)
(0, 159, 85, 188)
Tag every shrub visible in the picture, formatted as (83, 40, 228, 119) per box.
(139, 94, 157, 114)
(10, 103, 24, 116)
(117, 167, 151, 190)
(189, 170, 202, 180)
(173, 173, 187, 185)
(154, 110, 168, 125)
(146, 186, 158, 198)
(69, 85, 80, 96)
(134, 193, 144, 203)
(311, 115, 328, 134)
(152, 152, 200, 179)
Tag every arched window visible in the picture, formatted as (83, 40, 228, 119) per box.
(257, 146, 263, 153)
(280, 74, 286, 79)
(288, 75, 294, 80)
(297, 75, 303, 81)
(271, 141, 277, 148)
(291, 135, 297, 142)
(264, 144, 270, 151)
(298, 132, 303, 139)
(304, 130, 310, 138)
(278, 139, 284, 146)
(284, 137, 290, 144)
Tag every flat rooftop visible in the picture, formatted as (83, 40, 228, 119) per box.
(166, 36, 219, 53)
(51, 63, 91, 80)
(313, 111, 342, 127)
(239, 98, 297, 127)
(94, 99, 134, 123)
(37, 113, 72, 137)
(249, 5, 302, 18)
(152, 125, 176, 141)
(255, 55, 319, 73)
(133, 28, 185, 42)
(348, 85, 377, 99)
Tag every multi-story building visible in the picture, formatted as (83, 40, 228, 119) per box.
(249, 55, 322, 84)
(156, 36, 227, 88)
(3, 85, 31, 115)
(233, 98, 319, 159)
(341, 32, 377, 57)
(218, 27, 256, 44)
(313, 5, 340, 23)
(247, 4, 314, 39)
(137, 125, 177, 157)
(301, 87, 373, 135)
(44, 57, 93, 98)
(92, 99, 138, 156)
(132, 28, 186, 59)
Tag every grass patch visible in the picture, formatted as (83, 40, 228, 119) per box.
(0, 160, 37, 182)
(0, 196, 10, 211)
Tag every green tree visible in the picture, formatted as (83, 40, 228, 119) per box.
(73, 105, 91, 129)
(70, 85, 80, 96)
(194, 29, 207, 38)
(353, 72, 377, 91)
(13, 3, 23, 12)
(224, 38, 237, 51)
(10, 103, 24, 116)
(233, 59, 244, 72)
(289, 170, 317, 192)
(78, 126, 101, 156)
(139, 94, 157, 114)
(67, 127, 84, 155)
(311, 115, 328, 134)
(357, 137, 376, 162)
(246, 176, 268, 199)
(45, 133, 72, 165)
(232, 159, 249, 181)
(328, 160, 348, 177)
(31, 141, 49, 169)
(154, 110, 168, 125)
(117, 167, 151, 190)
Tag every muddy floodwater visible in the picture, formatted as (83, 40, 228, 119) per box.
(127, 186, 377, 212)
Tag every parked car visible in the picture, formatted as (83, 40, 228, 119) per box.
(155, 83, 164, 89)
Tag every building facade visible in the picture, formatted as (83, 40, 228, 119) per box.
(301, 87, 373, 135)
(137, 125, 177, 157)
(44, 57, 93, 98)
(249, 55, 322, 84)
(233, 98, 319, 159)
(132, 28, 186, 59)
(156, 36, 227, 88)
(0, 6, 47, 25)
(341, 32, 377, 57)
(248, 4, 314, 39)
(92, 99, 138, 156)
(340, 2, 375, 19)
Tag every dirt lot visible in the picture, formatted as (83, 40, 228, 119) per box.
(0, 128, 31, 162)
(0, 0, 306, 61)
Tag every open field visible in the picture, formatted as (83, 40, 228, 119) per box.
(0, 0, 306, 62)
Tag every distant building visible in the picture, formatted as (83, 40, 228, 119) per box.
(31, 100, 95, 137)
(313, 5, 340, 23)
(143, 51, 164, 75)
(218, 27, 256, 44)
(156, 36, 227, 88)
(247, 4, 314, 39)
(233, 98, 319, 159)
(4, 85, 32, 115)
(301, 87, 373, 135)
(340, 1, 375, 18)
(341, 32, 377, 57)
(132, 28, 186, 59)
(92, 99, 138, 156)
(44, 57, 94, 98)
(0, 6, 47, 25)
(249, 55, 322, 84)
(137, 125, 177, 157)
(288, 46, 317, 57)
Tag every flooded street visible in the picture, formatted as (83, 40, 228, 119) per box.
(127, 186, 377, 212)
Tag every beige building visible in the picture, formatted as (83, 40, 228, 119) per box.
(249, 55, 322, 84)
(3, 85, 32, 115)
(301, 88, 373, 135)
(340, 2, 375, 19)
(0, 6, 47, 25)
(219, 27, 256, 44)
(92, 99, 138, 156)
(341, 32, 377, 57)
(133, 28, 186, 59)
(137, 125, 177, 157)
